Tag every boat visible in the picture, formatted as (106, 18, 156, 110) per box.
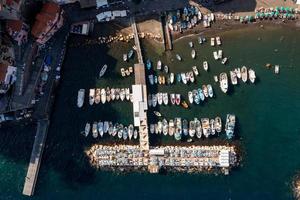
(99, 64, 107, 78)
(221, 57, 228, 65)
(175, 94, 181, 105)
(120, 68, 125, 77)
(148, 74, 154, 85)
(164, 65, 169, 73)
(235, 68, 241, 79)
(202, 85, 208, 98)
(214, 75, 218, 82)
(92, 122, 98, 138)
(97, 121, 104, 137)
(248, 68, 256, 83)
(146, 59, 152, 70)
(170, 93, 176, 105)
(125, 88, 130, 100)
(216, 36, 221, 45)
(225, 114, 236, 139)
(108, 122, 113, 135)
(150, 124, 155, 134)
(117, 124, 123, 139)
(181, 73, 187, 84)
(133, 129, 138, 139)
(191, 49, 196, 59)
(103, 121, 109, 133)
(207, 84, 213, 98)
(162, 76, 166, 85)
(162, 119, 168, 135)
(241, 66, 248, 82)
(163, 93, 168, 105)
(197, 88, 205, 101)
(215, 117, 222, 133)
(154, 111, 162, 117)
(106, 87, 111, 102)
(128, 124, 134, 140)
(174, 118, 182, 140)
(94, 89, 100, 104)
(210, 37, 215, 46)
(110, 88, 115, 101)
(218, 50, 223, 59)
(99, 88, 105, 104)
(77, 89, 85, 108)
(84, 122, 90, 137)
(157, 93, 163, 105)
(176, 54, 182, 61)
(185, 72, 190, 83)
(195, 118, 202, 138)
(201, 118, 211, 138)
(89, 89, 95, 105)
(275, 65, 280, 74)
(120, 88, 125, 101)
(210, 119, 215, 135)
(127, 49, 134, 59)
(192, 66, 199, 76)
(203, 61, 208, 71)
(148, 94, 152, 107)
(115, 88, 120, 100)
(123, 126, 128, 140)
(188, 91, 193, 104)
(198, 36, 203, 44)
(219, 72, 228, 93)
(170, 73, 174, 84)
(158, 76, 162, 85)
(182, 119, 188, 136)
(157, 60, 162, 70)
(152, 94, 158, 107)
(154, 124, 159, 134)
(154, 76, 158, 84)
(213, 51, 219, 60)
(112, 123, 118, 137)
(157, 121, 163, 134)
(176, 73, 181, 83)
(230, 71, 238, 85)
(123, 54, 127, 62)
(193, 90, 200, 104)
(181, 100, 189, 109)
(189, 120, 196, 137)
(168, 119, 175, 136)
(188, 41, 193, 48)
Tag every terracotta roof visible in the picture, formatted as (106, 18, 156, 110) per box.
(6, 20, 22, 32)
(0, 63, 8, 82)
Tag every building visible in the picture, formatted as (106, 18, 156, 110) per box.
(31, 2, 64, 44)
(0, 0, 22, 20)
(6, 19, 28, 45)
(96, 10, 127, 22)
(0, 63, 17, 94)
(51, 0, 78, 5)
(80, 0, 108, 9)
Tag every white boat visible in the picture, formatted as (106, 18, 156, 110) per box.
(191, 49, 196, 59)
(235, 68, 241, 79)
(198, 36, 203, 44)
(214, 75, 218, 82)
(181, 73, 187, 84)
(150, 124, 155, 134)
(108, 122, 113, 135)
(170, 73, 174, 84)
(84, 122, 90, 137)
(207, 84, 213, 98)
(115, 88, 120, 100)
(230, 71, 238, 85)
(98, 121, 104, 137)
(175, 94, 181, 105)
(110, 88, 115, 101)
(210, 119, 215, 135)
(123, 54, 127, 62)
(195, 118, 202, 138)
(170, 93, 175, 105)
(123, 126, 128, 140)
(120, 88, 125, 101)
(176, 54, 182, 61)
(215, 117, 222, 133)
(162, 119, 168, 135)
(112, 123, 118, 137)
(95, 88, 101, 104)
(201, 118, 211, 138)
(99, 64, 107, 78)
(168, 119, 175, 136)
(106, 87, 111, 102)
(241, 66, 248, 82)
(218, 50, 223, 59)
(148, 94, 152, 107)
(203, 61, 208, 71)
(117, 124, 123, 139)
(157, 60, 162, 70)
(219, 72, 228, 93)
(100, 88, 106, 104)
(192, 66, 199, 76)
(213, 51, 219, 60)
(225, 114, 236, 139)
(188, 41, 193, 48)
(125, 88, 130, 100)
(164, 65, 169, 73)
(103, 121, 109, 133)
(275, 65, 280, 74)
(133, 129, 138, 139)
(202, 85, 208, 98)
(174, 118, 182, 141)
(120, 68, 125, 77)
(221, 57, 228, 65)
(210, 37, 215, 46)
(77, 89, 85, 108)
(216, 36, 221, 45)
(92, 122, 98, 138)
(188, 91, 193, 104)
(152, 94, 157, 107)
(189, 71, 195, 83)
(248, 68, 256, 83)
(157, 93, 163, 105)
(128, 124, 134, 140)
(89, 89, 95, 105)
(157, 121, 163, 134)
(189, 120, 196, 137)
(163, 93, 168, 105)
(185, 72, 190, 83)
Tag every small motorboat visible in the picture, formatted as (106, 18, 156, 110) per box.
(157, 93, 163, 105)
(99, 64, 107, 78)
(176, 73, 181, 83)
(181, 73, 187, 84)
(202, 85, 208, 98)
(123, 54, 127, 62)
(163, 93, 168, 105)
(154, 75, 158, 84)
(213, 51, 219, 60)
(275, 65, 280, 74)
(192, 66, 199, 76)
(248, 68, 256, 83)
(128, 49, 134, 59)
(148, 94, 152, 107)
(146, 59, 152, 70)
(120, 88, 125, 101)
(175, 94, 181, 105)
(98, 121, 104, 137)
(133, 129, 138, 139)
(92, 122, 98, 138)
(89, 89, 95, 105)
(241, 66, 248, 82)
(152, 94, 157, 107)
(221, 57, 228, 65)
(154, 111, 162, 117)
(181, 101, 189, 109)
(164, 65, 169, 73)
(193, 90, 200, 104)
(214, 75, 218, 82)
(207, 84, 213, 98)
(148, 74, 154, 85)
(218, 50, 223, 59)
(157, 60, 162, 70)
(197, 88, 205, 101)
(84, 123, 90, 137)
(188, 41, 193, 48)
(106, 87, 111, 102)
(189, 71, 195, 83)
(128, 124, 134, 140)
(198, 36, 203, 44)
(176, 54, 182, 61)
(191, 49, 196, 59)
(210, 37, 215, 46)
(188, 91, 193, 104)
(170, 73, 174, 84)
(125, 88, 130, 100)
(170, 93, 176, 105)
(100, 88, 106, 104)
(203, 61, 208, 71)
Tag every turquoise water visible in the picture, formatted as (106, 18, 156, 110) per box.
(0, 25, 300, 199)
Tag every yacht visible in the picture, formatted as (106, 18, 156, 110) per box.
(210, 119, 215, 135)
(77, 89, 85, 108)
(241, 66, 248, 82)
(128, 124, 134, 140)
(120, 88, 125, 101)
(117, 124, 123, 139)
(101, 88, 106, 104)
(108, 122, 113, 135)
(225, 114, 236, 139)
(106, 87, 111, 102)
(92, 122, 98, 138)
(181, 73, 187, 84)
(219, 72, 228, 93)
(162, 119, 169, 136)
(193, 90, 200, 104)
(189, 71, 195, 83)
(133, 129, 138, 139)
(174, 118, 182, 141)
(235, 68, 241, 79)
(215, 117, 222, 133)
(207, 84, 213, 98)
(192, 66, 199, 76)
(248, 68, 256, 83)
(195, 118, 202, 138)
(89, 89, 95, 105)
(103, 121, 109, 133)
(201, 118, 211, 138)
(115, 88, 120, 100)
(123, 126, 128, 140)
(189, 120, 196, 137)
(110, 88, 115, 101)
(125, 88, 130, 101)
(191, 49, 196, 59)
(230, 71, 238, 85)
(182, 119, 188, 136)
(95, 88, 101, 104)
(203, 61, 208, 71)
(213, 51, 219, 60)
(158, 121, 163, 134)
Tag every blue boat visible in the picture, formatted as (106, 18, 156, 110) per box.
(44, 55, 52, 66)
(176, 73, 181, 83)
(197, 88, 205, 101)
(154, 75, 158, 84)
(146, 59, 152, 70)
(128, 49, 134, 59)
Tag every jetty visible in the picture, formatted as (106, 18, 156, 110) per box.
(22, 119, 49, 196)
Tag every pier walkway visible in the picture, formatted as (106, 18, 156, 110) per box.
(22, 119, 49, 196)
(131, 17, 144, 65)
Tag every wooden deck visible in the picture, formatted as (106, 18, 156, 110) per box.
(134, 63, 146, 85)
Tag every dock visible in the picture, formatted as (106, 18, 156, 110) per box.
(22, 119, 49, 196)
(161, 14, 172, 50)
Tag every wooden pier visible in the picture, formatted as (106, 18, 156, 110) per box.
(22, 119, 49, 196)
